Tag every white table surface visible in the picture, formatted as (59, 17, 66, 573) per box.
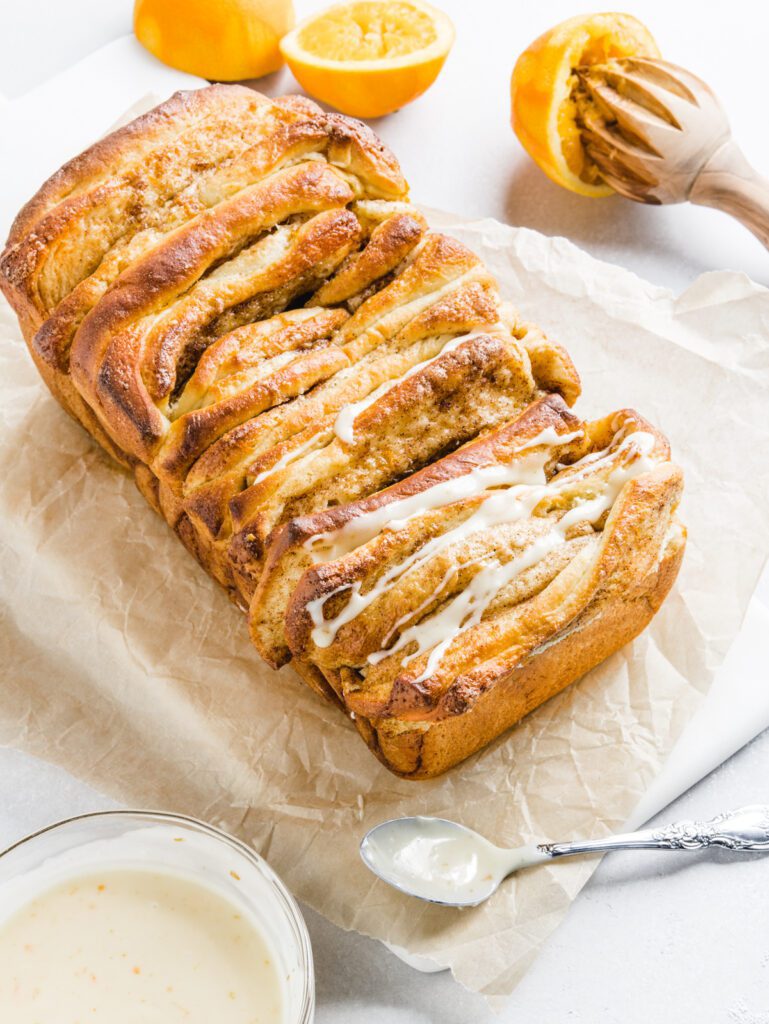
(3, 1, 769, 1020)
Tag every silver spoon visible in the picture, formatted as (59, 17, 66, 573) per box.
(360, 805, 769, 907)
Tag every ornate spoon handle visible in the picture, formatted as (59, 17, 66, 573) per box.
(538, 805, 769, 858)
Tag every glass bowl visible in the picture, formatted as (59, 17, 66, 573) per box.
(0, 809, 314, 1023)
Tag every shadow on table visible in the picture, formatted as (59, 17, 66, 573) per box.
(302, 903, 494, 1023)
(586, 841, 769, 893)
(502, 160, 734, 284)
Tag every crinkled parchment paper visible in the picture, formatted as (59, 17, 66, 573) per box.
(2, 190, 769, 1003)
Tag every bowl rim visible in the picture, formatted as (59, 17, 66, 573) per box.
(0, 808, 315, 1024)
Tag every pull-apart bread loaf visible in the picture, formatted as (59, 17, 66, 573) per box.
(1, 85, 685, 778)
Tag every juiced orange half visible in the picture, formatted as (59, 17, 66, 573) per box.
(511, 12, 661, 196)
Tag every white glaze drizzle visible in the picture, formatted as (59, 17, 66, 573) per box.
(307, 426, 581, 563)
(307, 430, 659, 680)
(250, 432, 323, 486)
(308, 449, 558, 652)
(375, 431, 657, 682)
(332, 327, 503, 445)
(251, 328, 507, 489)
(306, 427, 582, 648)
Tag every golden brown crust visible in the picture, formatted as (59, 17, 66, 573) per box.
(361, 521, 685, 777)
(3, 87, 283, 330)
(259, 394, 581, 667)
(7, 87, 258, 245)
(0, 84, 684, 779)
(155, 308, 351, 489)
(360, 461, 681, 723)
(68, 164, 361, 462)
(279, 405, 683, 774)
(1, 87, 406, 469)
(30, 116, 335, 377)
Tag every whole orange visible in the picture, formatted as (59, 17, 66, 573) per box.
(134, 0, 295, 81)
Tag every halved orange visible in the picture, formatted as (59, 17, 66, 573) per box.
(280, 0, 455, 119)
(511, 13, 661, 197)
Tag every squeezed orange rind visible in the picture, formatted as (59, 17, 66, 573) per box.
(511, 12, 661, 196)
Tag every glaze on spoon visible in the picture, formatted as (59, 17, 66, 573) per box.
(361, 807, 769, 907)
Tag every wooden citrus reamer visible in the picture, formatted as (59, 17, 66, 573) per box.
(576, 56, 769, 249)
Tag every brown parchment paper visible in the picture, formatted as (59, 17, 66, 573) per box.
(2, 193, 769, 1004)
